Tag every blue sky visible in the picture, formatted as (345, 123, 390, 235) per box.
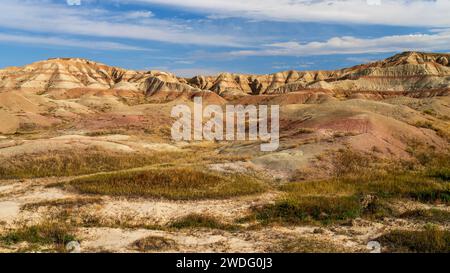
(0, 0, 449, 76)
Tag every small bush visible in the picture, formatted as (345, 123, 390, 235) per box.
(361, 197, 394, 219)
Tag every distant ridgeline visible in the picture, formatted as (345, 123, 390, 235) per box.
(0, 52, 449, 100)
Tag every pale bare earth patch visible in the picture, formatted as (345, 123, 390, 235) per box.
(0, 201, 20, 224)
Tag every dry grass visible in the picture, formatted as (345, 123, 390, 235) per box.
(411, 147, 450, 181)
(0, 143, 253, 180)
(281, 175, 450, 203)
(131, 236, 176, 252)
(268, 237, 346, 253)
(296, 128, 315, 135)
(330, 148, 450, 203)
(332, 149, 375, 177)
(251, 173, 448, 225)
(68, 167, 266, 200)
(254, 196, 362, 225)
(0, 149, 189, 179)
(169, 214, 237, 230)
(249, 148, 450, 226)
(377, 226, 450, 253)
(48, 209, 164, 230)
(413, 121, 449, 141)
(21, 197, 103, 211)
(400, 209, 450, 224)
(0, 221, 77, 252)
(84, 129, 126, 137)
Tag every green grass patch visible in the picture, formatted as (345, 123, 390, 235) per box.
(0, 222, 77, 252)
(377, 226, 450, 253)
(69, 167, 266, 200)
(254, 196, 362, 225)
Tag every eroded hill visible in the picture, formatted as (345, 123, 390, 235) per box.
(1, 52, 449, 99)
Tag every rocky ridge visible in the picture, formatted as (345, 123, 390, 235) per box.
(0, 52, 449, 98)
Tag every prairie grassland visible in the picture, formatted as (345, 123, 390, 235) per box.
(68, 167, 267, 200)
(0, 149, 190, 179)
(250, 148, 450, 225)
(0, 144, 251, 180)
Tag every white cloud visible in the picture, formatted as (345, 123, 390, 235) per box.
(129, 0, 450, 27)
(0, 0, 242, 47)
(1, 0, 449, 59)
(228, 31, 450, 57)
(124, 11, 154, 19)
(0, 33, 148, 51)
(66, 0, 81, 6)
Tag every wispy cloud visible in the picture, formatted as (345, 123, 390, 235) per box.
(127, 0, 450, 27)
(0, 33, 148, 51)
(228, 31, 450, 57)
(0, 0, 243, 47)
(0, 0, 449, 74)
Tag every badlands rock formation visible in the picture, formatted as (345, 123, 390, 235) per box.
(0, 52, 449, 99)
(0, 58, 174, 93)
(187, 51, 450, 96)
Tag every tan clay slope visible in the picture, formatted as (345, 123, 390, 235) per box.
(0, 52, 449, 97)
